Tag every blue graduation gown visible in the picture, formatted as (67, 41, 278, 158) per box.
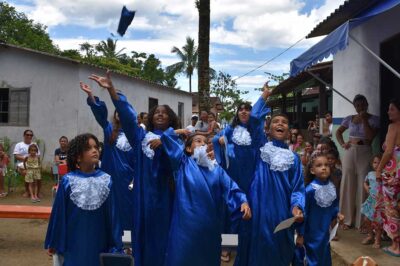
(299, 179, 338, 266)
(88, 96, 135, 232)
(161, 128, 248, 266)
(112, 94, 175, 266)
(44, 170, 123, 266)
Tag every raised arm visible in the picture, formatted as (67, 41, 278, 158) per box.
(80, 82, 110, 130)
(89, 71, 144, 145)
(249, 84, 271, 146)
(160, 127, 185, 171)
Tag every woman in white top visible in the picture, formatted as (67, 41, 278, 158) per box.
(336, 94, 379, 229)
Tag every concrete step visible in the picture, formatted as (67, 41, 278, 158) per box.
(331, 228, 400, 265)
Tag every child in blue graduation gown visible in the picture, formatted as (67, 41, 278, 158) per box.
(236, 86, 305, 266)
(161, 129, 251, 266)
(213, 101, 268, 262)
(88, 71, 180, 266)
(80, 82, 135, 237)
(45, 133, 123, 266)
(296, 153, 344, 266)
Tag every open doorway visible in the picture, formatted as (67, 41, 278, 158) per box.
(380, 33, 400, 143)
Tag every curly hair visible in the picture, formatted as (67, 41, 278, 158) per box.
(231, 102, 252, 128)
(67, 133, 100, 171)
(147, 105, 179, 132)
(304, 151, 328, 186)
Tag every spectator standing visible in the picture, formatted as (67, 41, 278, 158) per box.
(13, 129, 41, 198)
(376, 99, 400, 257)
(0, 144, 10, 197)
(186, 115, 199, 133)
(54, 136, 68, 165)
(336, 94, 379, 229)
(322, 111, 333, 137)
(195, 111, 209, 135)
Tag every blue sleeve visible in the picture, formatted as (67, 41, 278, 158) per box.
(297, 186, 311, 236)
(332, 198, 339, 222)
(160, 127, 184, 171)
(44, 178, 67, 253)
(219, 168, 247, 222)
(111, 93, 144, 147)
(249, 97, 271, 147)
(212, 130, 225, 167)
(290, 155, 305, 213)
(87, 96, 113, 140)
(106, 180, 124, 253)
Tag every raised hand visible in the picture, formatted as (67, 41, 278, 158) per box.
(261, 81, 271, 100)
(80, 82, 92, 95)
(89, 70, 114, 90)
(241, 202, 252, 220)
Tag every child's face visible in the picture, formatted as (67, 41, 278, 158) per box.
(238, 106, 251, 124)
(372, 157, 380, 171)
(79, 138, 100, 166)
(152, 106, 170, 130)
(186, 135, 207, 154)
(59, 138, 68, 148)
(305, 142, 313, 153)
(296, 135, 303, 144)
(29, 147, 38, 156)
(270, 116, 289, 141)
(326, 154, 336, 168)
(311, 156, 331, 181)
(208, 114, 215, 123)
(316, 143, 329, 154)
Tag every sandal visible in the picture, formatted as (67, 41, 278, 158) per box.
(382, 247, 400, 257)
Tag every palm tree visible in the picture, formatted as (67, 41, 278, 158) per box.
(167, 36, 198, 93)
(196, 0, 211, 112)
(79, 42, 94, 58)
(95, 38, 125, 59)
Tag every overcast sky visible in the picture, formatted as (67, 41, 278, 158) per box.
(8, 0, 345, 102)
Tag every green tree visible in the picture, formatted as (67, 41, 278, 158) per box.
(0, 2, 59, 53)
(141, 54, 165, 84)
(211, 71, 249, 121)
(79, 42, 95, 58)
(196, 0, 211, 111)
(167, 36, 198, 93)
(95, 38, 125, 59)
(60, 49, 82, 60)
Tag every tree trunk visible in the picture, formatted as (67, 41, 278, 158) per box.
(197, 0, 211, 112)
(189, 74, 192, 93)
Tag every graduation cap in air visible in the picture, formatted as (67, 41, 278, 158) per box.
(117, 6, 136, 37)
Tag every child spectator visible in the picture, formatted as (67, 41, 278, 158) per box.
(161, 130, 251, 265)
(24, 144, 41, 203)
(360, 154, 383, 248)
(293, 134, 306, 155)
(296, 153, 344, 265)
(45, 133, 122, 265)
(326, 149, 342, 198)
(54, 136, 68, 165)
(0, 144, 10, 197)
(301, 141, 314, 167)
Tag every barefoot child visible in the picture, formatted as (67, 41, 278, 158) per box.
(236, 86, 305, 266)
(45, 133, 122, 266)
(161, 130, 251, 266)
(24, 144, 41, 202)
(0, 144, 10, 197)
(360, 154, 383, 248)
(296, 153, 344, 266)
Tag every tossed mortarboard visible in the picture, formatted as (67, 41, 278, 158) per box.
(117, 6, 136, 37)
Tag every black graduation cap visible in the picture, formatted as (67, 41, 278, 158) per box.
(117, 6, 136, 37)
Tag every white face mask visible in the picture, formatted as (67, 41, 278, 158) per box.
(192, 145, 215, 171)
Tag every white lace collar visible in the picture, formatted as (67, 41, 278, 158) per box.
(141, 132, 160, 159)
(311, 181, 336, 208)
(260, 142, 294, 172)
(115, 132, 132, 152)
(232, 125, 252, 146)
(192, 145, 215, 171)
(68, 172, 111, 210)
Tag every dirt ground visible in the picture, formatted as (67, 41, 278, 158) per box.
(0, 182, 54, 266)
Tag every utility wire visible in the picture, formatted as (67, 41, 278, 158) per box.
(232, 37, 305, 81)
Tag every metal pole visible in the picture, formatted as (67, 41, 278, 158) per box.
(349, 34, 400, 79)
(306, 70, 353, 105)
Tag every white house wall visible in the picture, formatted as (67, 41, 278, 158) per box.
(0, 47, 192, 167)
(333, 4, 400, 119)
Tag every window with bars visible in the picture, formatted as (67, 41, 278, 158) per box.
(0, 88, 30, 126)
